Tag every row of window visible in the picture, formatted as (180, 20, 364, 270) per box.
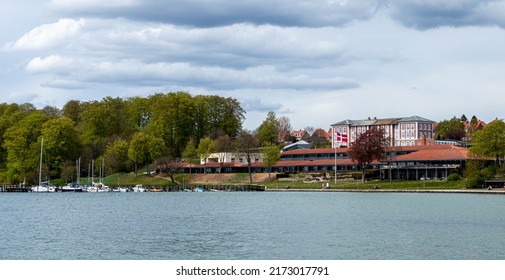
(335, 123, 433, 141)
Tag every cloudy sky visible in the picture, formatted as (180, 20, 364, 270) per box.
(1, 0, 505, 130)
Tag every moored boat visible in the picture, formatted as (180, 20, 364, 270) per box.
(31, 138, 55, 193)
(132, 184, 146, 192)
(31, 184, 56, 193)
(60, 183, 84, 192)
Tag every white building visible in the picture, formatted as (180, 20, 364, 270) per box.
(201, 152, 263, 164)
(331, 116, 435, 148)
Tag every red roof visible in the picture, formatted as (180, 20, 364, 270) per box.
(274, 158, 359, 167)
(392, 146, 468, 161)
(313, 128, 330, 140)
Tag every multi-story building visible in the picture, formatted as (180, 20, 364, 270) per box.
(331, 116, 435, 148)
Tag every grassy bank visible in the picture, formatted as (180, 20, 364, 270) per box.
(54, 171, 469, 190)
(262, 179, 467, 190)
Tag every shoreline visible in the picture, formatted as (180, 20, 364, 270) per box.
(265, 188, 505, 194)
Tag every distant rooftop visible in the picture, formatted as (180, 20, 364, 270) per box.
(282, 140, 311, 152)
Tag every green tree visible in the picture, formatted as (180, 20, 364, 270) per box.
(62, 100, 84, 125)
(197, 137, 216, 173)
(41, 117, 82, 179)
(42, 105, 61, 119)
(128, 131, 166, 175)
(0, 103, 37, 171)
(205, 95, 245, 139)
(80, 97, 134, 146)
(147, 92, 196, 157)
(103, 138, 131, 173)
(127, 96, 151, 130)
(2, 111, 48, 183)
(182, 138, 198, 160)
(258, 111, 280, 146)
(262, 143, 281, 181)
(469, 119, 505, 166)
(128, 132, 151, 175)
(464, 160, 494, 188)
(435, 117, 465, 140)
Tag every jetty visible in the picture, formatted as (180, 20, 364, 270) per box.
(1, 185, 30, 192)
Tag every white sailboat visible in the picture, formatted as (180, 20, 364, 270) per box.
(87, 159, 110, 192)
(31, 138, 55, 193)
(132, 184, 146, 192)
(61, 158, 84, 192)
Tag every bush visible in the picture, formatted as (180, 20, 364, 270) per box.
(447, 173, 461, 181)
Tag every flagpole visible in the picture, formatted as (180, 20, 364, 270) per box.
(334, 145, 337, 185)
(334, 130, 337, 185)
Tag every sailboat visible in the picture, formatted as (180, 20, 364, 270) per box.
(61, 158, 84, 192)
(87, 159, 110, 192)
(31, 138, 55, 193)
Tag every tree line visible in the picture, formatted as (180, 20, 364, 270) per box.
(0, 92, 246, 184)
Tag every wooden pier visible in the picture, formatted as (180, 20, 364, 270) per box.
(1, 185, 30, 192)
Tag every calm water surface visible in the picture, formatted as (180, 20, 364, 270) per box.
(1, 192, 504, 260)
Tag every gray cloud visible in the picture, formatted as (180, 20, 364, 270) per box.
(389, 0, 505, 29)
(49, 0, 505, 30)
(51, 0, 382, 27)
(241, 97, 282, 112)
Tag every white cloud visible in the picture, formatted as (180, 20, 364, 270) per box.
(4, 18, 85, 51)
(26, 55, 75, 73)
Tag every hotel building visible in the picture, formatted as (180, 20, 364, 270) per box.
(331, 116, 436, 148)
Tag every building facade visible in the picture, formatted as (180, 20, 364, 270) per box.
(331, 116, 435, 148)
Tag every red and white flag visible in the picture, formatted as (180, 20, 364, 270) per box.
(335, 131, 348, 143)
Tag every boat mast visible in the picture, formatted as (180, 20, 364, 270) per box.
(76, 157, 81, 185)
(38, 137, 43, 192)
(91, 159, 94, 184)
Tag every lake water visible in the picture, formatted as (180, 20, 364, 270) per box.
(1, 192, 504, 260)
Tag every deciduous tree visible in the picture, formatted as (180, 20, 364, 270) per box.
(262, 143, 280, 181)
(197, 137, 216, 173)
(234, 130, 260, 183)
(469, 119, 505, 166)
(41, 117, 82, 178)
(258, 111, 280, 146)
(434, 117, 465, 140)
(348, 127, 389, 182)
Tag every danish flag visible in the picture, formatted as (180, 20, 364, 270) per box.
(335, 131, 348, 143)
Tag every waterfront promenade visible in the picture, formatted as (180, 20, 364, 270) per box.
(266, 188, 505, 194)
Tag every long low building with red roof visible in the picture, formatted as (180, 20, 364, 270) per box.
(171, 144, 480, 181)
